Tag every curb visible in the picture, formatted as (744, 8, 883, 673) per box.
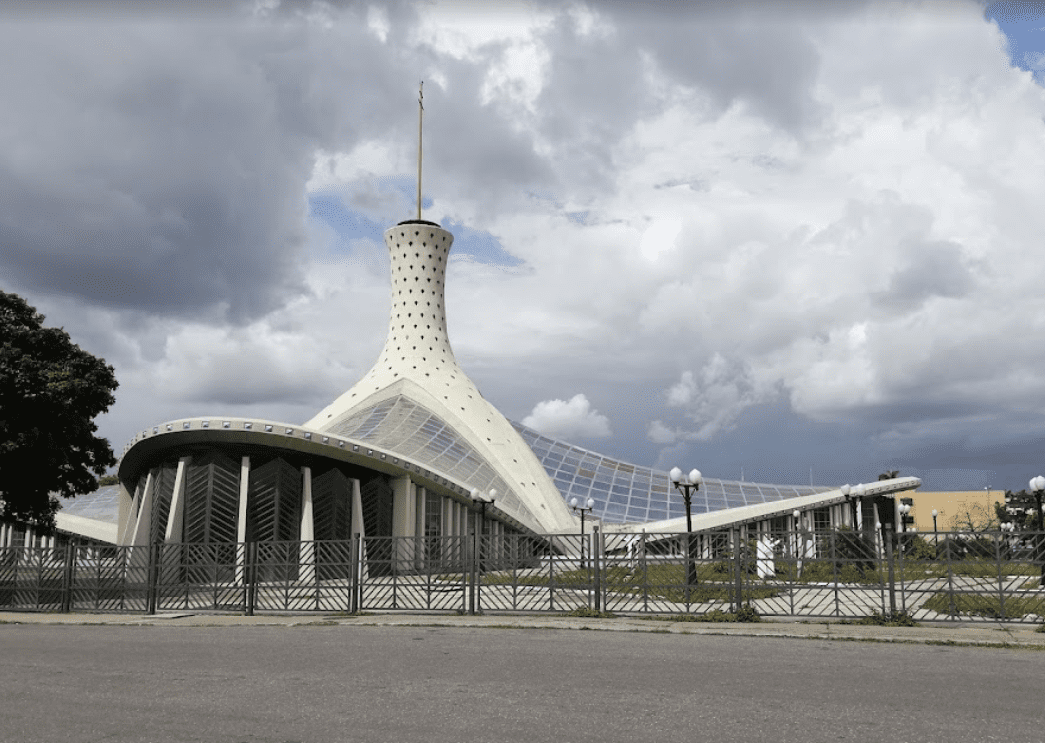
(2, 611, 1044, 647)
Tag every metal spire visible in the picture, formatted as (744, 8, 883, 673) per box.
(417, 81, 423, 220)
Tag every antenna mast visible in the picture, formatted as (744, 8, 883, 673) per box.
(417, 81, 423, 220)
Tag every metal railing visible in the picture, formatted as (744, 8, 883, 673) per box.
(1, 528, 1043, 622)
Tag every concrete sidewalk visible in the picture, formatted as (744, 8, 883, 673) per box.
(2, 610, 1044, 647)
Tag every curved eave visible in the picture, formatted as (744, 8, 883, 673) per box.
(607, 477, 923, 534)
(117, 416, 539, 536)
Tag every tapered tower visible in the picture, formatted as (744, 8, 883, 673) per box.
(304, 219, 575, 533)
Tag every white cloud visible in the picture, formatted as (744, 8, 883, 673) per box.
(10, 2, 1045, 488)
(647, 420, 679, 445)
(654, 355, 766, 443)
(366, 5, 389, 43)
(522, 394, 612, 439)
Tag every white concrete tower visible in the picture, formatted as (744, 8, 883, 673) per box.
(304, 219, 576, 533)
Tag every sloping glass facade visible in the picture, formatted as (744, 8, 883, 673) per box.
(329, 395, 526, 522)
(57, 485, 122, 524)
(510, 422, 835, 524)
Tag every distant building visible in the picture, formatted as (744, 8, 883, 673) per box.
(906, 490, 1004, 533)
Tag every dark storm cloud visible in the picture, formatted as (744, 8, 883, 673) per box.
(593, 1, 870, 134)
(0, 8, 424, 322)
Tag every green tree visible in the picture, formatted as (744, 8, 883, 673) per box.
(878, 470, 900, 481)
(0, 290, 118, 529)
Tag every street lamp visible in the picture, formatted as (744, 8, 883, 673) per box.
(669, 466, 702, 590)
(853, 483, 867, 530)
(470, 487, 497, 566)
(570, 496, 595, 569)
(468, 488, 497, 614)
(841, 484, 856, 528)
(898, 502, 911, 534)
(1029, 476, 1045, 581)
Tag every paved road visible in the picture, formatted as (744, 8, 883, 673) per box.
(1, 623, 1042, 743)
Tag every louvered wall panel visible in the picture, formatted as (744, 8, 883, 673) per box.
(247, 459, 280, 543)
(149, 462, 179, 544)
(184, 451, 240, 544)
(207, 456, 240, 544)
(247, 457, 302, 543)
(361, 475, 393, 538)
(311, 468, 351, 542)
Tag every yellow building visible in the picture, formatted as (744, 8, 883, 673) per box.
(905, 490, 1003, 533)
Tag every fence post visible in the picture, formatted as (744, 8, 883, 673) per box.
(548, 535, 556, 613)
(885, 530, 897, 615)
(246, 541, 257, 617)
(60, 538, 77, 613)
(641, 532, 648, 614)
(146, 541, 159, 616)
(348, 534, 357, 614)
(944, 532, 956, 619)
(831, 530, 840, 619)
(469, 528, 478, 615)
(593, 526, 601, 613)
(995, 530, 1006, 621)
(732, 528, 743, 613)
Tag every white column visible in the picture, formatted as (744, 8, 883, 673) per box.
(299, 466, 316, 584)
(129, 471, 155, 547)
(391, 476, 415, 537)
(350, 478, 367, 582)
(236, 457, 250, 543)
(391, 475, 414, 572)
(235, 457, 250, 586)
(164, 457, 191, 544)
(118, 480, 144, 546)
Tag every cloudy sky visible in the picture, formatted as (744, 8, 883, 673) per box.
(3, 0, 1045, 493)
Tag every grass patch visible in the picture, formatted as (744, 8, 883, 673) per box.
(838, 610, 919, 627)
(922, 592, 1045, 619)
(561, 607, 616, 619)
(643, 605, 762, 623)
(483, 565, 779, 603)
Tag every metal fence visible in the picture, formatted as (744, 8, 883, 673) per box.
(2, 529, 1044, 622)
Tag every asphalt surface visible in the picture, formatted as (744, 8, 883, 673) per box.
(1, 612, 1044, 743)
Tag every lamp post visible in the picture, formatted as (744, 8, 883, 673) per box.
(570, 497, 595, 569)
(853, 483, 867, 530)
(841, 484, 856, 528)
(931, 508, 939, 552)
(1029, 476, 1045, 581)
(896, 501, 911, 558)
(669, 466, 702, 591)
(470, 488, 497, 568)
(793, 509, 806, 576)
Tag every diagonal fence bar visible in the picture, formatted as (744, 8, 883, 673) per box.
(1, 528, 1044, 621)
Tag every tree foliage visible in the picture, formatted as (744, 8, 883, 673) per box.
(0, 290, 118, 529)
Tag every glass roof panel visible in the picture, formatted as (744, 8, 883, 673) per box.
(508, 421, 835, 524)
